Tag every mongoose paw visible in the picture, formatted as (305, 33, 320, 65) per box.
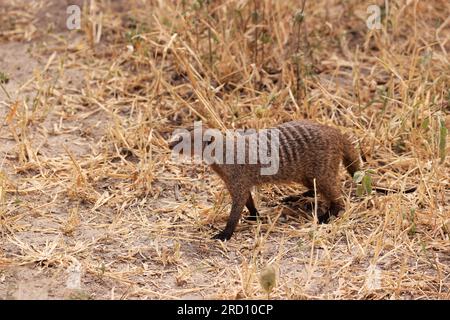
(317, 213, 331, 224)
(316, 205, 343, 223)
(212, 231, 232, 241)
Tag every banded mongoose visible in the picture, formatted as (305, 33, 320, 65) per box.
(169, 120, 361, 241)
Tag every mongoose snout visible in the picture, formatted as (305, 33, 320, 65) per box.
(169, 120, 361, 241)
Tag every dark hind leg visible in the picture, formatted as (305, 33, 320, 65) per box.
(316, 179, 344, 223)
(245, 192, 259, 221)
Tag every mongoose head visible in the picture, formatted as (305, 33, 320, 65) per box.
(168, 123, 216, 158)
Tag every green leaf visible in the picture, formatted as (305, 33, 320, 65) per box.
(356, 184, 364, 197)
(252, 11, 259, 23)
(260, 32, 271, 44)
(0, 72, 9, 84)
(408, 209, 416, 236)
(294, 11, 304, 24)
(421, 117, 430, 130)
(259, 265, 276, 294)
(353, 171, 365, 183)
(439, 119, 447, 164)
(362, 174, 372, 194)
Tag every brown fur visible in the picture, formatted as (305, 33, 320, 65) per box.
(169, 120, 361, 241)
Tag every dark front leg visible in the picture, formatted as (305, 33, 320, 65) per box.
(213, 197, 246, 241)
(317, 201, 344, 223)
(245, 192, 259, 221)
(328, 201, 344, 218)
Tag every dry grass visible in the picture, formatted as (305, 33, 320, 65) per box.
(0, 0, 449, 299)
